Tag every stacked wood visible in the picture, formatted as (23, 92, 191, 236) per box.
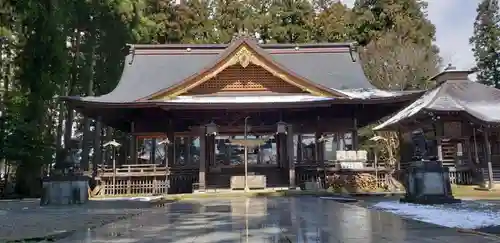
(327, 173, 381, 192)
(383, 177, 405, 191)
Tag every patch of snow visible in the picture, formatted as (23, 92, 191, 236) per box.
(372, 201, 500, 229)
(464, 103, 500, 123)
(166, 95, 333, 103)
(336, 88, 421, 99)
(337, 88, 398, 99)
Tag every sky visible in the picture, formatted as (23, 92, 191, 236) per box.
(342, 0, 480, 72)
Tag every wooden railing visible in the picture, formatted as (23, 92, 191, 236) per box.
(99, 164, 168, 178)
(96, 164, 169, 196)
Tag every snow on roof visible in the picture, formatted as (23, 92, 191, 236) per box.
(373, 87, 441, 130)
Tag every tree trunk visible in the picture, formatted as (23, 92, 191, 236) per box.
(80, 43, 96, 172)
(63, 30, 81, 150)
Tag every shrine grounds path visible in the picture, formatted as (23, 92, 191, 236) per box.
(57, 197, 500, 243)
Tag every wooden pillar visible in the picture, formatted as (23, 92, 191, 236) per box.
(484, 128, 494, 189)
(316, 132, 326, 186)
(186, 137, 192, 165)
(208, 135, 216, 168)
(287, 125, 295, 189)
(435, 122, 444, 161)
(276, 134, 285, 168)
(92, 117, 102, 177)
(296, 134, 303, 163)
(315, 132, 324, 163)
(352, 118, 359, 150)
(150, 137, 157, 164)
(199, 132, 206, 191)
(166, 121, 174, 168)
(129, 122, 137, 164)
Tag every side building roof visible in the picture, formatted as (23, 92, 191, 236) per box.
(374, 69, 500, 130)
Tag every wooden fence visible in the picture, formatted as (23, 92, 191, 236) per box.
(97, 164, 168, 196)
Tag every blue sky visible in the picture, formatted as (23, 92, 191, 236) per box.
(343, 0, 479, 71)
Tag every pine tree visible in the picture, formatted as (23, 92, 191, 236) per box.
(470, 0, 500, 88)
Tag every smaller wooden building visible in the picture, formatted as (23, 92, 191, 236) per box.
(374, 65, 500, 186)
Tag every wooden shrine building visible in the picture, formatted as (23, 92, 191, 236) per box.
(62, 36, 423, 195)
(374, 65, 500, 188)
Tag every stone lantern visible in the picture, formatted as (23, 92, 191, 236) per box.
(276, 121, 287, 134)
(400, 130, 461, 204)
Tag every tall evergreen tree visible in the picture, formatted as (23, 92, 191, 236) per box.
(470, 0, 500, 88)
(352, 0, 440, 89)
(212, 0, 249, 43)
(244, 0, 273, 43)
(312, 1, 352, 43)
(352, 0, 436, 46)
(268, 0, 314, 43)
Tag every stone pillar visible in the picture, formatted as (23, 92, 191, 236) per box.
(287, 125, 295, 189)
(199, 133, 206, 191)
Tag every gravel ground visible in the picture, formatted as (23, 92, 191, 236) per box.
(0, 199, 157, 242)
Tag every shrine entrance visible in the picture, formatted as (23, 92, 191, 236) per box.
(205, 134, 288, 190)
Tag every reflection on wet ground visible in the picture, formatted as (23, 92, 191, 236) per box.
(60, 197, 500, 243)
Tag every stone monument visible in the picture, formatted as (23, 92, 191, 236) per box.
(40, 139, 89, 206)
(400, 129, 461, 204)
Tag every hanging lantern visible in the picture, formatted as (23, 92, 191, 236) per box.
(206, 121, 218, 135)
(276, 121, 287, 134)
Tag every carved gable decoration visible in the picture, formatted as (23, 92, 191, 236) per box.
(148, 42, 344, 100)
(185, 64, 305, 94)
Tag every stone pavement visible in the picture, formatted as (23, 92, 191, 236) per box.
(58, 197, 500, 243)
(0, 199, 151, 241)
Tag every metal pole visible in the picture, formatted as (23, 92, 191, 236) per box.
(374, 147, 378, 187)
(245, 197, 249, 243)
(112, 147, 116, 195)
(244, 116, 250, 192)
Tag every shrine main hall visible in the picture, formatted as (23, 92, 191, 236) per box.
(62, 37, 422, 195)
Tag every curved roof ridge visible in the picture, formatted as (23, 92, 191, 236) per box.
(138, 37, 348, 100)
(129, 42, 356, 50)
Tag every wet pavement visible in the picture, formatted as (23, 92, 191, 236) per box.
(59, 197, 500, 243)
(0, 199, 150, 241)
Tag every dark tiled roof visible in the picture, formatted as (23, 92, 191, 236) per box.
(76, 39, 376, 103)
(374, 77, 500, 130)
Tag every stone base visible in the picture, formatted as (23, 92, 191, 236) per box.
(400, 195, 461, 205)
(40, 175, 89, 206)
(477, 181, 499, 190)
